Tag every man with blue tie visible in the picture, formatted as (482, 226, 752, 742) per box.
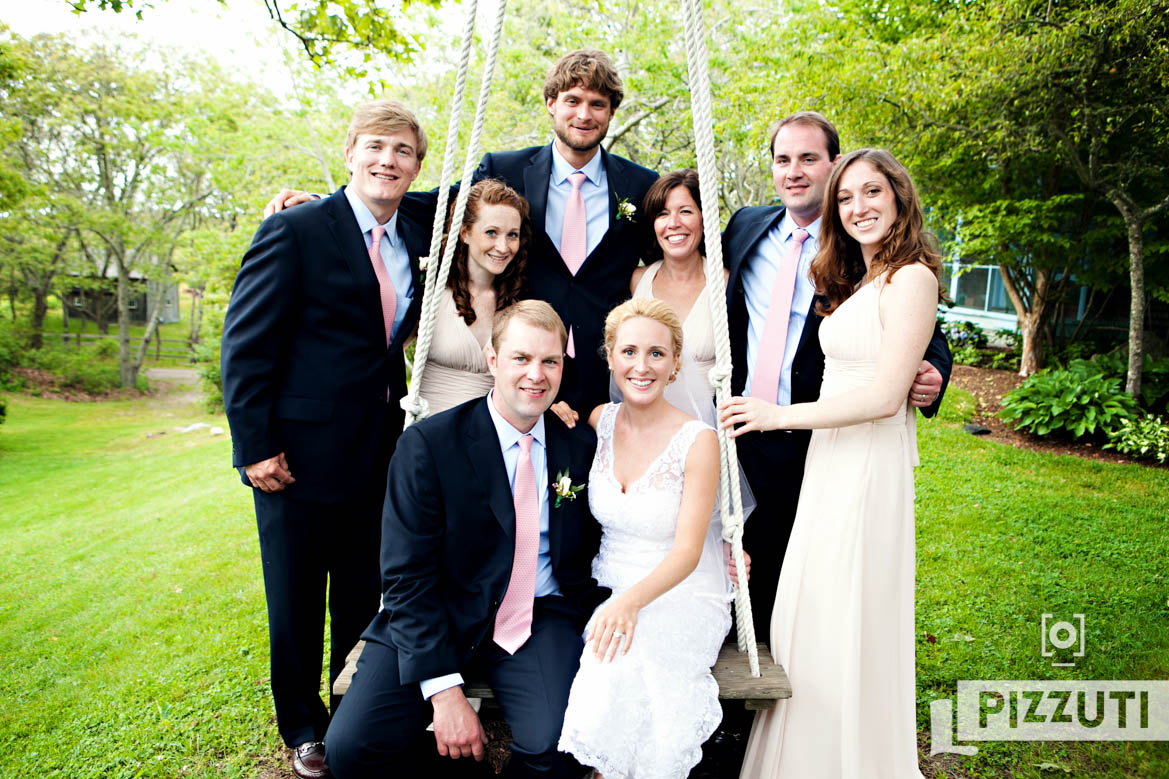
(723, 111, 953, 640)
(221, 101, 431, 779)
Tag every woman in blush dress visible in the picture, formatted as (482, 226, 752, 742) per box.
(558, 297, 730, 779)
(416, 178, 531, 413)
(721, 149, 948, 779)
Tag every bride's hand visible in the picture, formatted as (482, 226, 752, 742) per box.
(718, 396, 785, 437)
(550, 401, 579, 429)
(586, 593, 640, 662)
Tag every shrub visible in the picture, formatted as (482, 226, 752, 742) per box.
(93, 338, 119, 359)
(953, 344, 982, 366)
(942, 319, 988, 348)
(25, 346, 124, 395)
(0, 395, 6, 427)
(194, 340, 223, 413)
(1000, 361, 1138, 439)
(1105, 414, 1169, 464)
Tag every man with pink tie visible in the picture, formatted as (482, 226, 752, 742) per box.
(221, 101, 430, 779)
(324, 301, 609, 779)
(722, 111, 953, 640)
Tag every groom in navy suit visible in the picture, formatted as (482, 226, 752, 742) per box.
(325, 301, 608, 778)
(221, 101, 429, 778)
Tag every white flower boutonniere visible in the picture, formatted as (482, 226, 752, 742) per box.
(553, 468, 586, 508)
(617, 198, 636, 221)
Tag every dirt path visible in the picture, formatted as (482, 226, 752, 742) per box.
(144, 366, 202, 407)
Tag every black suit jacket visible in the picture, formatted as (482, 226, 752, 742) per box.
(221, 187, 427, 504)
(363, 397, 608, 686)
(474, 145, 659, 411)
(723, 205, 953, 461)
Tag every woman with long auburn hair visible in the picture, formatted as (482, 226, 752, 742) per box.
(415, 178, 531, 413)
(722, 149, 944, 779)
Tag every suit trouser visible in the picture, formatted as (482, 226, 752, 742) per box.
(325, 597, 586, 779)
(734, 427, 812, 642)
(253, 485, 382, 748)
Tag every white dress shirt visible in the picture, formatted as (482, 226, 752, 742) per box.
(741, 213, 822, 406)
(344, 187, 414, 341)
(545, 143, 609, 259)
(419, 392, 560, 700)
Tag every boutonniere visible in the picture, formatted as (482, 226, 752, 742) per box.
(417, 255, 430, 285)
(616, 197, 636, 221)
(553, 469, 585, 508)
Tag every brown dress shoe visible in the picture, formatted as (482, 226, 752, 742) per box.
(293, 741, 331, 779)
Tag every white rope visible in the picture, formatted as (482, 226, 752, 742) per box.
(681, 0, 760, 676)
(403, 0, 509, 427)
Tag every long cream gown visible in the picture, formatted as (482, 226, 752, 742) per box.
(415, 287, 494, 414)
(740, 275, 924, 779)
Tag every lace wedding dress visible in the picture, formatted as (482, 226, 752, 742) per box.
(558, 403, 731, 779)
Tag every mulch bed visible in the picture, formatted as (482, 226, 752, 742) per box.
(950, 364, 1165, 469)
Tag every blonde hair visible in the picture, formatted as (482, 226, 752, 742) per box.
(491, 300, 567, 352)
(345, 100, 428, 162)
(603, 298, 683, 361)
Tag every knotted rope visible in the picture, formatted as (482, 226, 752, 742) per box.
(403, 0, 509, 427)
(681, 0, 760, 676)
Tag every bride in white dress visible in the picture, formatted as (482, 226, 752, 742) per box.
(558, 297, 731, 779)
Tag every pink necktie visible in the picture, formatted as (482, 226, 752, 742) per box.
(368, 225, 397, 347)
(750, 228, 809, 404)
(494, 434, 540, 654)
(561, 171, 587, 358)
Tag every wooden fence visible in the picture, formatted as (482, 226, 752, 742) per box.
(42, 332, 197, 362)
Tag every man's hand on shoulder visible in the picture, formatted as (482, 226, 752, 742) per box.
(430, 686, 487, 761)
(245, 452, 295, 492)
(262, 189, 315, 218)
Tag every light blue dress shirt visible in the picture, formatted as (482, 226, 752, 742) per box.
(741, 213, 822, 406)
(545, 142, 609, 259)
(344, 187, 414, 342)
(419, 392, 560, 700)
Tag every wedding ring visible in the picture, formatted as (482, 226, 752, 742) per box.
(612, 632, 625, 638)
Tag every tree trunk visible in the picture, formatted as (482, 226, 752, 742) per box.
(1121, 210, 1145, 398)
(997, 264, 1046, 377)
(28, 290, 49, 350)
(116, 259, 134, 388)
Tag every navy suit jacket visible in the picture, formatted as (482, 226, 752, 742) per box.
(363, 397, 609, 685)
(221, 187, 428, 504)
(474, 145, 659, 411)
(723, 205, 953, 464)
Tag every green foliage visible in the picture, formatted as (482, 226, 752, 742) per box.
(1000, 362, 1139, 439)
(1105, 414, 1169, 464)
(952, 343, 981, 366)
(1082, 348, 1169, 415)
(22, 344, 149, 395)
(0, 319, 21, 383)
(194, 339, 223, 413)
(0, 395, 6, 426)
(941, 319, 988, 348)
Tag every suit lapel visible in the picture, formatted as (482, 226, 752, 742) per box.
(325, 189, 385, 343)
(543, 413, 568, 564)
(466, 399, 517, 540)
(390, 206, 427, 353)
(523, 146, 552, 241)
(726, 206, 784, 307)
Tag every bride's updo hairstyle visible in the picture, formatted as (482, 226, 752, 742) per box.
(810, 148, 946, 316)
(602, 297, 684, 365)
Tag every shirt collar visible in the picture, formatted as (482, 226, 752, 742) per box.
(344, 185, 399, 247)
(780, 211, 821, 245)
(485, 390, 547, 453)
(550, 141, 604, 187)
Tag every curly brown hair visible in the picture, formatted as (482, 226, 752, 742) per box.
(809, 148, 947, 315)
(542, 49, 624, 111)
(443, 179, 531, 326)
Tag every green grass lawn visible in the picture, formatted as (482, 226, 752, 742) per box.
(0, 384, 1166, 777)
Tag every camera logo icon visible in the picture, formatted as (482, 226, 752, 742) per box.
(1041, 613, 1085, 667)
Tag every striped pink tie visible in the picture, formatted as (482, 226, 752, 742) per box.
(561, 171, 587, 358)
(368, 225, 396, 347)
(750, 228, 809, 404)
(494, 434, 540, 654)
